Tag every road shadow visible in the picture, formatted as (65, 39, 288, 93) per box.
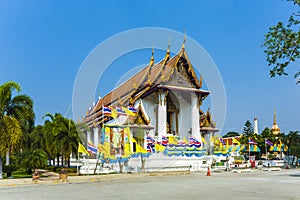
(289, 174, 300, 177)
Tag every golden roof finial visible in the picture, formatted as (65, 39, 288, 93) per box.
(149, 46, 154, 66)
(163, 38, 171, 63)
(182, 31, 186, 49)
(167, 37, 170, 54)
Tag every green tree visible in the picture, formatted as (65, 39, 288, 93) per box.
(242, 120, 254, 137)
(0, 116, 22, 178)
(0, 81, 33, 179)
(239, 120, 255, 145)
(30, 125, 56, 165)
(42, 113, 81, 167)
(286, 130, 300, 158)
(261, 127, 274, 141)
(20, 149, 48, 173)
(0, 81, 34, 161)
(260, 127, 276, 155)
(222, 131, 240, 138)
(262, 0, 300, 83)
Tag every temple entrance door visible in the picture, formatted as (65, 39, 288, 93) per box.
(167, 111, 173, 135)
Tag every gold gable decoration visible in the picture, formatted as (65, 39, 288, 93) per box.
(162, 48, 201, 89)
(133, 103, 150, 125)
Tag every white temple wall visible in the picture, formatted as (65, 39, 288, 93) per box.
(142, 97, 157, 137)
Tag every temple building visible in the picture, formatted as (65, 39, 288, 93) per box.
(82, 40, 218, 154)
(271, 109, 280, 135)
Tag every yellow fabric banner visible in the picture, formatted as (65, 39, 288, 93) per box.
(78, 143, 90, 156)
(155, 143, 166, 152)
(132, 137, 148, 153)
(202, 137, 207, 144)
(110, 107, 118, 118)
(124, 143, 132, 157)
(122, 106, 136, 116)
(232, 137, 240, 145)
(98, 143, 110, 157)
(183, 136, 189, 144)
(169, 136, 178, 144)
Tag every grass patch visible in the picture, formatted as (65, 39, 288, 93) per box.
(10, 169, 32, 179)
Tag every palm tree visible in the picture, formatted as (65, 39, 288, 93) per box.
(30, 125, 55, 165)
(42, 114, 60, 166)
(286, 131, 300, 165)
(7, 94, 35, 151)
(0, 81, 32, 179)
(42, 113, 81, 167)
(0, 116, 22, 178)
(20, 149, 48, 173)
(0, 81, 34, 159)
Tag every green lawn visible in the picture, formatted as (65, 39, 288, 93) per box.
(9, 169, 32, 179)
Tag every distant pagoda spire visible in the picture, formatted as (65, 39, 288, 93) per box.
(271, 108, 280, 135)
(273, 108, 277, 125)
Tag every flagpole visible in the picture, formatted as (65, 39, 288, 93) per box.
(77, 150, 79, 175)
(248, 138, 250, 162)
(189, 135, 191, 158)
(265, 138, 268, 160)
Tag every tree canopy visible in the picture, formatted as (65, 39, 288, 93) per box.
(262, 0, 300, 83)
(0, 81, 34, 178)
(242, 120, 254, 136)
(222, 131, 240, 138)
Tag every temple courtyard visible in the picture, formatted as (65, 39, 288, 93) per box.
(0, 169, 299, 200)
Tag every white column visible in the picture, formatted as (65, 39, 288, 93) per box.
(87, 130, 91, 144)
(254, 117, 258, 134)
(191, 94, 201, 140)
(157, 92, 167, 143)
(93, 127, 99, 147)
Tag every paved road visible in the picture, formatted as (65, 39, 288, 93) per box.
(0, 169, 300, 200)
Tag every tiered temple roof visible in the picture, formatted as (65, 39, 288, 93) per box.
(83, 44, 216, 131)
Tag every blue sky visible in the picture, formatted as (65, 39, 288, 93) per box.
(1, 0, 299, 135)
